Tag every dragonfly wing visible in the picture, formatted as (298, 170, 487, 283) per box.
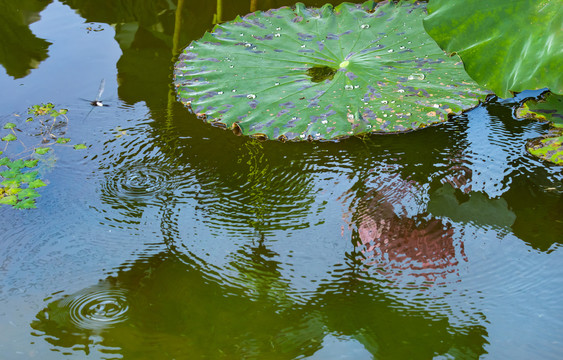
(95, 79, 105, 101)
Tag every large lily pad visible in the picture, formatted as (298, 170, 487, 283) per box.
(174, 0, 489, 141)
(516, 92, 563, 165)
(424, 0, 563, 98)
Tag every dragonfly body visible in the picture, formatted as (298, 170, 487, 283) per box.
(91, 79, 107, 107)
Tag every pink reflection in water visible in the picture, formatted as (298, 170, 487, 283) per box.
(354, 187, 466, 286)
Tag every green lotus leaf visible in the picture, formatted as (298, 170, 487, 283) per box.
(527, 132, 563, 165)
(516, 92, 563, 165)
(0, 157, 8, 166)
(3, 122, 16, 129)
(35, 147, 50, 155)
(73, 144, 87, 150)
(174, 0, 489, 141)
(0, 195, 18, 206)
(2, 133, 17, 142)
(516, 92, 563, 128)
(424, 0, 563, 98)
(28, 179, 47, 189)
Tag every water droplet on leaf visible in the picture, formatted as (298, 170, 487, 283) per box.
(360, 24, 370, 29)
(408, 73, 425, 80)
(344, 84, 354, 90)
(247, 94, 256, 99)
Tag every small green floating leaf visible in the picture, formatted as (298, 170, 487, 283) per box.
(26, 117, 33, 122)
(174, 0, 489, 141)
(73, 144, 87, 150)
(19, 171, 39, 184)
(424, 0, 563, 97)
(24, 159, 39, 168)
(3, 122, 16, 129)
(35, 147, 50, 155)
(0, 195, 18, 206)
(5, 186, 22, 196)
(28, 179, 47, 189)
(7, 159, 25, 170)
(56, 137, 71, 144)
(1, 179, 20, 188)
(14, 198, 37, 209)
(2, 134, 17, 142)
(17, 188, 40, 200)
(0, 169, 20, 179)
(0, 157, 10, 166)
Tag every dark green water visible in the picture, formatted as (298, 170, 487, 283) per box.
(1, 1, 562, 359)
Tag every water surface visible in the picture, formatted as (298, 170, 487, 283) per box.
(1, 1, 562, 359)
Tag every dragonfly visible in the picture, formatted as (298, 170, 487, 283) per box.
(82, 79, 109, 120)
(88, 78, 109, 107)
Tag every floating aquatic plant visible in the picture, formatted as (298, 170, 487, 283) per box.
(174, 0, 489, 141)
(516, 92, 563, 165)
(424, 0, 563, 98)
(0, 104, 87, 209)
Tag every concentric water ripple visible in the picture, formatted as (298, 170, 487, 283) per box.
(57, 287, 129, 330)
(101, 163, 177, 209)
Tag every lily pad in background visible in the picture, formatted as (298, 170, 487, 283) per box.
(424, 0, 563, 98)
(516, 92, 563, 165)
(174, 0, 489, 141)
(516, 92, 563, 128)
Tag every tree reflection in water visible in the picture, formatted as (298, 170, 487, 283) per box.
(30, 249, 487, 359)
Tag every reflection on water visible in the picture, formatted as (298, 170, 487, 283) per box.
(31, 252, 489, 359)
(0, 0, 52, 78)
(1, 0, 563, 359)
